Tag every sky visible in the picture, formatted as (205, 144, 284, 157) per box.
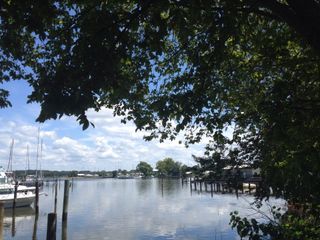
(0, 80, 208, 171)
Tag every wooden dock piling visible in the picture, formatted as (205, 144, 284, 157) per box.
(46, 213, 57, 240)
(0, 203, 3, 240)
(12, 181, 18, 210)
(35, 180, 39, 215)
(62, 179, 70, 222)
(62, 218, 68, 240)
(54, 180, 58, 213)
(32, 213, 39, 240)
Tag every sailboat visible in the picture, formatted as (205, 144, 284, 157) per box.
(22, 129, 44, 187)
(0, 139, 36, 208)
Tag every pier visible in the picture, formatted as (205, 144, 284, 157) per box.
(185, 176, 262, 195)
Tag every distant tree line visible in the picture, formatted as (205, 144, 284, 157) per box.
(13, 157, 189, 179)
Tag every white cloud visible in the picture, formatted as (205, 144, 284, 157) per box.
(0, 104, 208, 171)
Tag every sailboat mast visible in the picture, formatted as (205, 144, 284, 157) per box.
(28, 145, 30, 172)
(25, 144, 30, 176)
(7, 139, 14, 172)
(40, 139, 43, 179)
(36, 127, 40, 179)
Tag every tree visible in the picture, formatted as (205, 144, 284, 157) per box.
(1, 1, 320, 238)
(156, 158, 181, 178)
(136, 161, 153, 177)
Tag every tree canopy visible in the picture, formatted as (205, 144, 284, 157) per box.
(156, 158, 181, 177)
(136, 161, 153, 177)
(1, 0, 320, 217)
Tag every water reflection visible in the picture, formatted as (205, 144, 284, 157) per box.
(157, 178, 182, 197)
(2, 207, 35, 239)
(32, 214, 38, 240)
(136, 179, 152, 195)
(3, 178, 283, 240)
(62, 219, 67, 240)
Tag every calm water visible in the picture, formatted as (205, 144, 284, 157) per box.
(3, 178, 271, 240)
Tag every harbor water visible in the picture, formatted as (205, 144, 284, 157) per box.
(2, 178, 272, 240)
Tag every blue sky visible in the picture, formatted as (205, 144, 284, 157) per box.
(0, 80, 208, 171)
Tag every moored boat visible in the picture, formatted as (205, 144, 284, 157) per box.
(0, 168, 36, 208)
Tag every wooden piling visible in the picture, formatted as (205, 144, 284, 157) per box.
(13, 181, 18, 210)
(32, 213, 39, 240)
(35, 180, 39, 215)
(46, 213, 57, 240)
(249, 182, 251, 194)
(0, 203, 4, 240)
(205, 182, 207, 192)
(200, 181, 202, 192)
(161, 177, 164, 197)
(62, 180, 70, 222)
(11, 181, 18, 237)
(54, 180, 58, 214)
(11, 211, 16, 237)
(62, 217, 68, 240)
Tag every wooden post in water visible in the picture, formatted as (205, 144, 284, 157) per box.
(62, 180, 70, 222)
(205, 182, 207, 192)
(11, 181, 18, 237)
(62, 217, 68, 240)
(32, 213, 39, 240)
(200, 181, 202, 192)
(46, 213, 57, 240)
(71, 178, 74, 192)
(0, 203, 4, 240)
(54, 179, 58, 214)
(249, 182, 251, 194)
(35, 180, 39, 215)
(13, 181, 18, 210)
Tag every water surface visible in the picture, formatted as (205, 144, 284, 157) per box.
(3, 178, 268, 240)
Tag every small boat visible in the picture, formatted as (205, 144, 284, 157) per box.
(0, 168, 36, 208)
